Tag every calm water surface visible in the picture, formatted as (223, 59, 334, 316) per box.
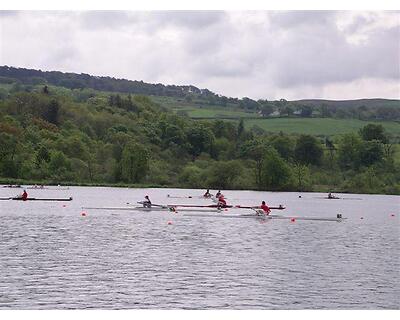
(0, 187, 398, 309)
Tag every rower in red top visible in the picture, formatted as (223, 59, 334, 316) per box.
(217, 194, 227, 208)
(260, 201, 271, 215)
(21, 189, 28, 201)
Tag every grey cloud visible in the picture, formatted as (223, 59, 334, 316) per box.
(0, 10, 398, 100)
(0, 10, 19, 18)
(268, 11, 338, 29)
(266, 12, 400, 88)
(78, 11, 137, 30)
(151, 11, 226, 29)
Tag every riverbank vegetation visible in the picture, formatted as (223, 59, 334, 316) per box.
(0, 68, 399, 194)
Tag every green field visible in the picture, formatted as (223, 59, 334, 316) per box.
(179, 107, 256, 118)
(243, 118, 400, 136)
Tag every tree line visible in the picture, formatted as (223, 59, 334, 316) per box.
(1, 66, 398, 121)
(0, 86, 398, 194)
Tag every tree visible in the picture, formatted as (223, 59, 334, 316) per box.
(260, 149, 292, 191)
(239, 139, 268, 188)
(269, 135, 294, 160)
(163, 124, 186, 147)
(186, 124, 215, 158)
(300, 105, 313, 117)
(179, 165, 204, 188)
(120, 142, 150, 183)
(35, 145, 50, 168)
(294, 135, 323, 165)
(281, 105, 294, 117)
(359, 140, 384, 167)
(237, 119, 245, 139)
(43, 99, 60, 125)
(292, 163, 310, 191)
(337, 133, 363, 170)
(206, 160, 244, 189)
(260, 104, 274, 117)
(359, 124, 388, 144)
(49, 151, 71, 176)
(325, 138, 336, 168)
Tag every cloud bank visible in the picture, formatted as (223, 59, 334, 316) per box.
(0, 10, 399, 100)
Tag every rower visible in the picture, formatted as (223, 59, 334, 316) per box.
(215, 190, 222, 198)
(19, 189, 28, 201)
(260, 201, 271, 215)
(203, 189, 211, 198)
(217, 194, 227, 208)
(142, 195, 152, 208)
(328, 192, 336, 199)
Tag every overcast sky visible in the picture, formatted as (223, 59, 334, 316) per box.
(0, 10, 399, 100)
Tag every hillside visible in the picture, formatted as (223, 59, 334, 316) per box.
(0, 67, 399, 194)
(1, 66, 399, 120)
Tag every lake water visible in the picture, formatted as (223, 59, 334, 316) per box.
(0, 187, 398, 309)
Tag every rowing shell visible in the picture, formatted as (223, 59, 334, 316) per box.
(26, 187, 70, 191)
(182, 213, 345, 222)
(167, 204, 285, 210)
(0, 197, 73, 201)
(82, 206, 223, 213)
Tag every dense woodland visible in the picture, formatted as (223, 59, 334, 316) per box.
(0, 67, 399, 194)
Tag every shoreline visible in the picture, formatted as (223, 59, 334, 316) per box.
(1, 178, 398, 196)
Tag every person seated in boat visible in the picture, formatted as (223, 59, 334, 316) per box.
(203, 189, 211, 198)
(142, 195, 152, 208)
(260, 201, 271, 215)
(328, 192, 336, 199)
(217, 195, 227, 208)
(18, 189, 28, 201)
(215, 190, 222, 198)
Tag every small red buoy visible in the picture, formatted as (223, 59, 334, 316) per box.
(290, 218, 296, 222)
(167, 221, 173, 225)
(81, 212, 86, 217)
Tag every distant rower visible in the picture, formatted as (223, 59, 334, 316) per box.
(203, 189, 212, 198)
(19, 189, 28, 201)
(142, 195, 152, 208)
(215, 190, 222, 198)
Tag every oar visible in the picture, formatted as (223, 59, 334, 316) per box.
(136, 201, 170, 209)
(167, 204, 232, 208)
(0, 197, 12, 200)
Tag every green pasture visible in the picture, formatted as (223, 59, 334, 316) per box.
(244, 118, 400, 136)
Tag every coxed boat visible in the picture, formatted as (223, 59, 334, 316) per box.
(0, 197, 73, 201)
